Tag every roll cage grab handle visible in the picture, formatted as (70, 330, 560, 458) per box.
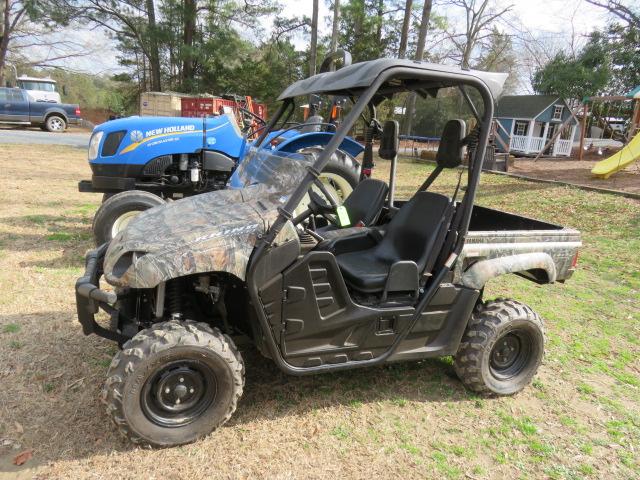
(248, 67, 495, 375)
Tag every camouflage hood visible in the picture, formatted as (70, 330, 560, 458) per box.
(103, 186, 288, 289)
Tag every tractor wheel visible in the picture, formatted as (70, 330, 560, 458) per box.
(454, 299, 545, 396)
(102, 320, 244, 448)
(302, 147, 360, 202)
(92, 190, 165, 245)
(294, 148, 360, 218)
(101, 193, 115, 203)
(320, 149, 360, 202)
(45, 115, 66, 133)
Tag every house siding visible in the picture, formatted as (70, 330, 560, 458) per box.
(496, 118, 513, 149)
(537, 101, 576, 125)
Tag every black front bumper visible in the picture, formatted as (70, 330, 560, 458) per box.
(75, 244, 126, 343)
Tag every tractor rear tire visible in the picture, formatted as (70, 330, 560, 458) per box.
(102, 320, 244, 448)
(322, 149, 361, 200)
(301, 147, 360, 201)
(454, 299, 545, 396)
(92, 190, 165, 245)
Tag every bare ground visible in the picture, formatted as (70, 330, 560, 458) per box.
(0, 145, 638, 479)
(509, 157, 640, 195)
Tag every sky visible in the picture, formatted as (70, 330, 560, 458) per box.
(29, 0, 614, 77)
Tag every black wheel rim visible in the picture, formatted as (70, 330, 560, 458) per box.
(489, 330, 533, 380)
(141, 359, 217, 427)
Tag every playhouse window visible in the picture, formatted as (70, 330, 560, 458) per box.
(553, 105, 564, 120)
(514, 121, 528, 136)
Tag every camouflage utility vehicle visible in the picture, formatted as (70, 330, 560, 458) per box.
(75, 59, 581, 447)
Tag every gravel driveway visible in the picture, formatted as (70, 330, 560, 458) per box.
(0, 127, 90, 148)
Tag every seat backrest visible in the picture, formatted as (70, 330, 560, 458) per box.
(343, 178, 388, 226)
(374, 191, 452, 273)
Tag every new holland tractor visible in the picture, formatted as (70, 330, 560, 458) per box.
(79, 52, 367, 244)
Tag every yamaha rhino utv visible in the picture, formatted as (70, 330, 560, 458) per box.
(75, 59, 581, 448)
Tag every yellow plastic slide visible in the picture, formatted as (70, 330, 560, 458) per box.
(591, 131, 640, 178)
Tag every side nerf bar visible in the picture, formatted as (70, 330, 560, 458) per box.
(75, 244, 127, 343)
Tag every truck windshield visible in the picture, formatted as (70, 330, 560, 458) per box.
(19, 81, 56, 92)
(229, 146, 313, 194)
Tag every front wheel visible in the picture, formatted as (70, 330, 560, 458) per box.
(454, 299, 545, 396)
(92, 190, 165, 245)
(45, 115, 66, 132)
(102, 320, 245, 448)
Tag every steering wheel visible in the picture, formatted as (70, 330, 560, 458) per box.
(306, 178, 342, 227)
(238, 106, 266, 127)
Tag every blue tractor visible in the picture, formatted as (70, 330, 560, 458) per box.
(80, 110, 365, 244)
(79, 50, 371, 244)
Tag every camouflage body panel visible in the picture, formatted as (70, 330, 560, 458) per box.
(453, 228, 581, 288)
(103, 186, 287, 289)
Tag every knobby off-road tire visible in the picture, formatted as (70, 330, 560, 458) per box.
(92, 190, 165, 245)
(454, 299, 545, 396)
(102, 320, 244, 448)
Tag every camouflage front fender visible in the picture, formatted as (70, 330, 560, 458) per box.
(460, 252, 557, 290)
(102, 188, 297, 289)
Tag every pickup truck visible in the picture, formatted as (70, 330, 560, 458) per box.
(0, 87, 81, 132)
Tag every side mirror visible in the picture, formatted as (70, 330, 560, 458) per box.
(62, 85, 68, 96)
(436, 119, 466, 168)
(378, 120, 399, 160)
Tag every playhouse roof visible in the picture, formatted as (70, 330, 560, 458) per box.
(495, 95, 563, 119)
(627, 86, 640, 99)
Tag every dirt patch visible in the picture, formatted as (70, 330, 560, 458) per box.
(509, 157, 640, 195)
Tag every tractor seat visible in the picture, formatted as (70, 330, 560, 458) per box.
(336, 191, 452, 292)
(318, 178, 388, 232)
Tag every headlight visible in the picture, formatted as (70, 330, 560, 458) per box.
(88, 131, 104, 160)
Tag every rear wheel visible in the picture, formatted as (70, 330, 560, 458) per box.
(92, 190, 165, 245)
(454, 299, 545, 396)
(45, 115, 66, 132)
(102, 320, 244, 448)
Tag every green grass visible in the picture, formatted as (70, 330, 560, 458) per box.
(3, 323, 20, 333)
(373, 158, 640, 477)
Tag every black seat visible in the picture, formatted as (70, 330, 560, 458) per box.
(336, 191, 452, 292)
(318, 178, 388, 231)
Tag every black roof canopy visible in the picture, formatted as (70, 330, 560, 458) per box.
(278, 58, 508, 101)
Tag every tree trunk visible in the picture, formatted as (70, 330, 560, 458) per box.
(309, 0, 319, 76)
(404, 0, 432, 135)
(182, 0, 196, 89)
(0, 0, 16, 86)
(145, 0, 162, 91)
(330, 0, 340, 54)
(375, 0, 384, 51)
(398, 0, 412, 58)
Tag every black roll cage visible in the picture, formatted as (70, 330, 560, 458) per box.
(248, 65, 495, 375)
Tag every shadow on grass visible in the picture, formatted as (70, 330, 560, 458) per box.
(0, 310, 480, 468)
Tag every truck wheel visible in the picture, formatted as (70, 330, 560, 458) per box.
(92, 190, 165, 245)
(45, 115, 66, 132)
(454, 299, 545, 396)
(102, 320, 244, 448)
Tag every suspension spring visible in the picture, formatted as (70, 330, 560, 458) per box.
(169, 280, 182, 317)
